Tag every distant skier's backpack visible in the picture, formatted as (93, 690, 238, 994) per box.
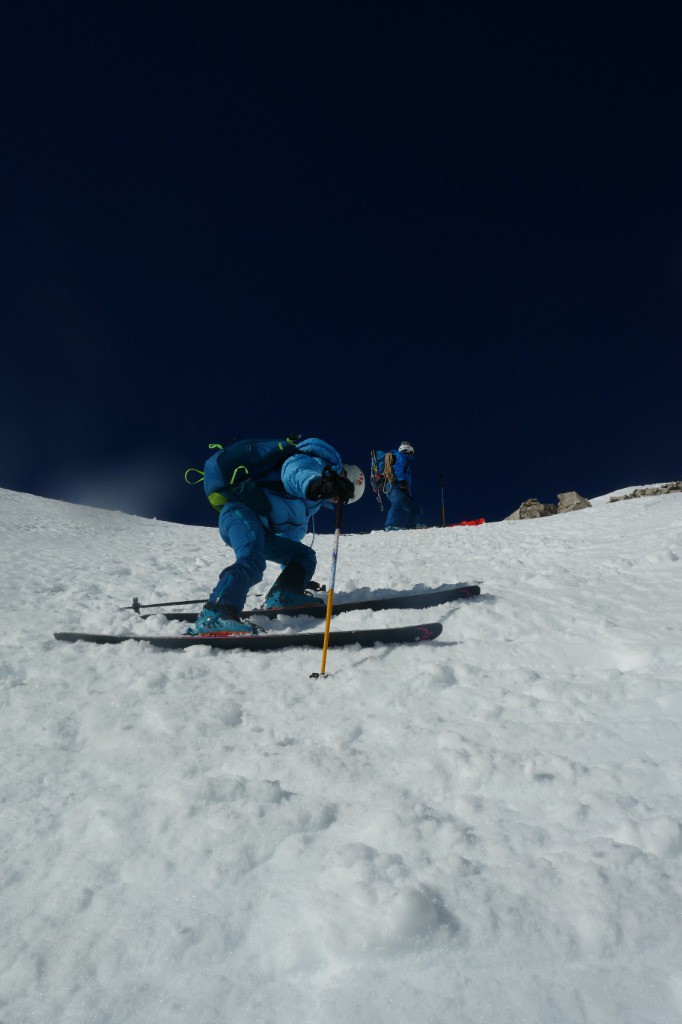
(370, 450, 396, 510)
(185, 436, 301, 515)
(370, 450, 396, 487)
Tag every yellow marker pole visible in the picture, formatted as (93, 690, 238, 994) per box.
(311, 500, 343, 678)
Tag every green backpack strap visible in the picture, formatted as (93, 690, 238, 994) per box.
(184, 443, 224, 487)
(185, 438, 302, 514)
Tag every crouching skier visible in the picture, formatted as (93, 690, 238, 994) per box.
(188, 437, 360, 636)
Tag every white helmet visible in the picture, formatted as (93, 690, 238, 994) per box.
(342, 464, 366, 504)
(398, 441, 414, 455)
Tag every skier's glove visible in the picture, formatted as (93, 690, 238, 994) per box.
(307, 468, 355, 503)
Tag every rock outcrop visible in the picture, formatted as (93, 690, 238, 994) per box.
(506, 481, 680, 519)
(557, 491, 592, 513)
(506, 499, 558, 520)
(609, 482, 682, 502)
(506, 492, 591, 520)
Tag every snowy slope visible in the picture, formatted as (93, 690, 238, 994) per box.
(1, 486, 681, 1024)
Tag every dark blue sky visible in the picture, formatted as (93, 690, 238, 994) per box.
(2, 4, 680, 534)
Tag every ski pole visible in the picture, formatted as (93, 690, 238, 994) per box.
(311, 499, 344, 678)
(440, 468, 446, 527)
(121, 597, 206, 614)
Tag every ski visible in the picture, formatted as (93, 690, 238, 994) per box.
(139, 584, 480, 623)
(54, 621, 443, 651)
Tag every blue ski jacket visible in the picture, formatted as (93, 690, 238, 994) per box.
(262, 437, 343, 541)
(390, 450, 414, 493)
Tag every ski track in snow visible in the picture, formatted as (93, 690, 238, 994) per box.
(1, 486, 681, 1023)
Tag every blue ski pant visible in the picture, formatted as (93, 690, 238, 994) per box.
(209, 503, 316, 612)
(385, 486, 421, 530)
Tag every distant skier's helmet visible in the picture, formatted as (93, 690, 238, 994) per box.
(342, 464, 366, 504)
(398, 441, 414, 455)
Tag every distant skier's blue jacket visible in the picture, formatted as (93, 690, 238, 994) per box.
(389, 450, 413, 492)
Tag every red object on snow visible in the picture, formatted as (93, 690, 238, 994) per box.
(449, 518, 486, 527)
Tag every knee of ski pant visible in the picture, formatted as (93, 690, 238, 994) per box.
(218, 555, 265, 585)
(218, 504, 265, 555)
(264, 533, 317, 579)
(276, 557, 315, 581)
(294, 545, 317, 579)
(239, 554, 266, 583)
(281, 542, 316, 579)
(274, 550, 316, 587)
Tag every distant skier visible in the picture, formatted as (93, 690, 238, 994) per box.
(188, 437, 364, 635)
(377, 441, 422, 531)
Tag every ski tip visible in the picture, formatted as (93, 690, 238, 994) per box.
(416, 623, 443, 641)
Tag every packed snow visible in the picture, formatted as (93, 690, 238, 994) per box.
(1, 485, 681, 1024)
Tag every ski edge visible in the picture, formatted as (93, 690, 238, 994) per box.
(141, 584, 481, 623)
(53, 621, 444, 650)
